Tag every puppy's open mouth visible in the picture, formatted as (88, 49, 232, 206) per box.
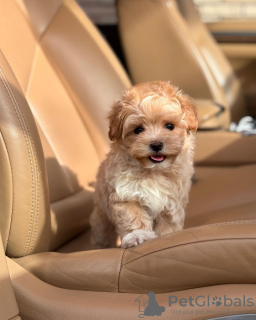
(148, 154, 166, 163)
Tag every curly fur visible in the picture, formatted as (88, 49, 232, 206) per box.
(90, 81, 198, 248)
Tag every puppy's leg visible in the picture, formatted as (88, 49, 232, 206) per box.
(154, 208, 185, 237)
(111, 201, 157, 248)
(90, 206, 117, 249)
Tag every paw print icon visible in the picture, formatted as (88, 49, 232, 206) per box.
(212, 296, 222, 307)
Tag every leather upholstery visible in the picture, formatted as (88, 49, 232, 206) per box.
(16, 220, 256, 294)
(0, 0, 130, 256)
(0, 51, 50, 258)
(196, 100, 228, 130)
(186, 164, 256, 226)
(7, 258, 256, 320)
(0, 1, 256, 320)
(117, 0, 245, 122)
(0, 234, 20, 320)
(194, 131, 256, 165)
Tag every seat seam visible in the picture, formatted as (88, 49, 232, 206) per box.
(13, 0, 64, 95)
(122, 219, 256, 265)
(0, 67, 34, 254)
(120, 272, 145, 291)
(0, 129, 14, 251)
(13, 0, 64, 42)
(143, 248, 244, 277)
(35, 2, 104, 162)
(0, 66, 39, 256)
(18, 0, 107, 163)
(122, 236, 256, 266)
(118, 249, 126, 293)
(38, 1, 64, 41)
(9, 80, 40, 255)
(25, 44, 39, 96)
(159, 0, 219, 100)
(33, 43, 101, 162)
(2, 69, 38, 256)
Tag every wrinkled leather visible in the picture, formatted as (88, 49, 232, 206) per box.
(8, 258, 256, 320)
(120, 220, 256, 293)
(17, 220, 256, 294)
(17, 249, 124, 292)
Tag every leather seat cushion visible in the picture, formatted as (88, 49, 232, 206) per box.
(7, 257, 256, 320)
(15, 163, 256, 294)
(53, 164, 256, 254)
(16, 219, 256, 294)
(186, 164, 256, 227)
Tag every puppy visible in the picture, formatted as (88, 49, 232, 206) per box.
(90, 81, 198, 249)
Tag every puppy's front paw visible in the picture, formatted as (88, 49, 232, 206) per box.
(121, 230, 157, 248)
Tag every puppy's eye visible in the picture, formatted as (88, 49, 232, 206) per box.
(165, 123, 175, 130)
(134, 126, 144, 134)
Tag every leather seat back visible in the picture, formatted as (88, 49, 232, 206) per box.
(117, 0, 245, 122)
(0, 0, 130, 257)
(0, 51, 50, 257)
(177, 0, 245, 121)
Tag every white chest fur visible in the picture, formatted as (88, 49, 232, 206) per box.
(113, 171, 180, 219)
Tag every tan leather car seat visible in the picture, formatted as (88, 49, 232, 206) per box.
(1, 1, 256, 319)
(117, 0, 245, 122)
(0, 0, 130, 256)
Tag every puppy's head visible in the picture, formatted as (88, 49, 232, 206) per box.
(108, 81, 197, 169)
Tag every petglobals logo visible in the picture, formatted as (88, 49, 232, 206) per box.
(135, 292, 255, 318)
(169, 295, 254, 308)
(135, 291, 165, 318)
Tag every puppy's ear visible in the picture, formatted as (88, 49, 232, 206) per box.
(108, 99, 128, 141)
(178, 94, 198, 133)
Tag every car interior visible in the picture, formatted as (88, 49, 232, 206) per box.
(0, 0, 256, 319)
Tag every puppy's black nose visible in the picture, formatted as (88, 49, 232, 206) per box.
(150, 141, 163, 152)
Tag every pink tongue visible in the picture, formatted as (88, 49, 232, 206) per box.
(150, 155, 164, 162)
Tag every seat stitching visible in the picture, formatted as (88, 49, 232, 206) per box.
(0, 129, 14, 250)
(122, 236, 256, 266)
(121, 267, 168, 282)
(0, 66, 38, 256)
(144, 249, 244, 277)
(122, 219, 256, 265)
(0, 67, 34, 254)
(1, 69, 37, 255)
(119, 272, 145, 292)
(51, 258, 117, 290)
(5, 74, 40, 256)
(120, 239, 254, 292)
(118, 249, 126, 293)
(6, 84, 40, 255)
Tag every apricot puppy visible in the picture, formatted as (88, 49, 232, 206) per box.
(90, 81, 198, 248)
